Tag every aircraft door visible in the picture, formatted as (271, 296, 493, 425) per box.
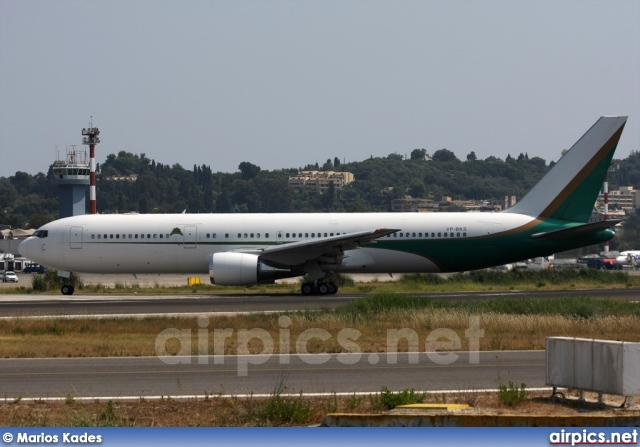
(70, 226, 83, 249)
(183, 226, 197, 248)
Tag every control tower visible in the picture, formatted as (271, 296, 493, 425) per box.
(51, 146, 90, 218)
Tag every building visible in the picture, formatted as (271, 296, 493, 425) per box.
(50, 148, 90, 218)
(596, 186, 640, 212)
(288, 171, 355, 193)
(390, 197, 434, 212)
(390, 196, 504, 213)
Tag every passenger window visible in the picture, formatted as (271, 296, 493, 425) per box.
(437, 233, 441, 237)
(212, 233, 216, 238)
(160, 234, 163, 239)
(153, 234, 157, 238)
(225, 234, 229, 238)
(116, 234, 120, 239)
(135, 234, 138, 239)
(250, 233, 254, 238)
(257, 233, 260, 238)
(463, 232, 467, 237)
(286, 233, 290, 238)
(265, 233, 269, 238)
(141, 234, 144, 239)
(457, 232, 460, 237)
(412, 233, 416, 237)
(91, 234, 95, 239)
(432, 233, 435, 237)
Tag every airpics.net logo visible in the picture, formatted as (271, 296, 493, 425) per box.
(549, 429, 638, 446)
(154, 315, 485, 375)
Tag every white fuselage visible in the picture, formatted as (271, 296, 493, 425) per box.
(616, 251, 640, 266)
(18, 212, 533, 275)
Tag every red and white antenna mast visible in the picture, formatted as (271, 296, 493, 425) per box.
(603, 164, 617, 255)
(81, 117, 100, 214)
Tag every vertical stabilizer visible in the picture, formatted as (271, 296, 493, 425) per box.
(504, 116, 627, 222)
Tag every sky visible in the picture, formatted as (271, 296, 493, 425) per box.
(1, 0, 639, 178)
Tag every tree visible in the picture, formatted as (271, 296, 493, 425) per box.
(322, 159, 333, 170)
(408, 180, 427, 198)
(466, 151, 477, 161)
(238, 162, 261, 180)
(334, 157, 341, 167)
(410, 149, 427, 161)
(432, 148, 459, 163)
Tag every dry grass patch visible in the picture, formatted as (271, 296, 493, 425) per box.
(1, 302, 639, 358)
(2, 391, 638, 427)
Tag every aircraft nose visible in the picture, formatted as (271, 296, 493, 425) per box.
(615, 256, 626, 265)
(18, 238, 30, 259)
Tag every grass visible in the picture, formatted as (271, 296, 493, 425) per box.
(1, 268, 638, 295)
(0, 295, 638, 358)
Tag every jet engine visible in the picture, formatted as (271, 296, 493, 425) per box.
(209, 252, 299, 285)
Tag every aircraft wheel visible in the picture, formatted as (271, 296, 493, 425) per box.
(317, 283, 329, 295)
(301, 283, 314, 295)
(61, 284, 74, 296)
(327, 282, 338, 294)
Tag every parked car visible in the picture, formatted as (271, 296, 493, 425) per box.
(23, 263, 47, 274)
(2, 271, 18, 283)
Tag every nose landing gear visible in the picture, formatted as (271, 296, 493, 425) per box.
(61, 284, 75, 295)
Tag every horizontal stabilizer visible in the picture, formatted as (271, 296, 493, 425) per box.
(530, 219, 622, 240)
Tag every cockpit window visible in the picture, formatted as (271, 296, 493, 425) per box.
(33, 230, 48, 238)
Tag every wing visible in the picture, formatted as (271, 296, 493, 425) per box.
(235, 228, 399, 266)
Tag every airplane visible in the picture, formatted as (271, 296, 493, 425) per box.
(19, 116, 627, 296)
(616, 250, 640, 268)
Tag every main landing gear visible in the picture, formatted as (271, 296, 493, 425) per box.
(300, 280, 338, 296)
(61, 284, 75, 295)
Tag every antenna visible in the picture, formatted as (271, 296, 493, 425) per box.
(82, 119, 100, 214)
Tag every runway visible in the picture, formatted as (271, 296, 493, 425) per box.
(1, 288, 638, 318)
(0, 351, 545, 400)
(0, 288, 633, 401)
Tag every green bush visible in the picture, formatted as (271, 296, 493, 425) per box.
(259, 394, 312, 425)
(498, 381, 528, 406)
(374, 386, 426, 410)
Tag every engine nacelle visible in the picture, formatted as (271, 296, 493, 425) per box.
(209, 252, 299, 285)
